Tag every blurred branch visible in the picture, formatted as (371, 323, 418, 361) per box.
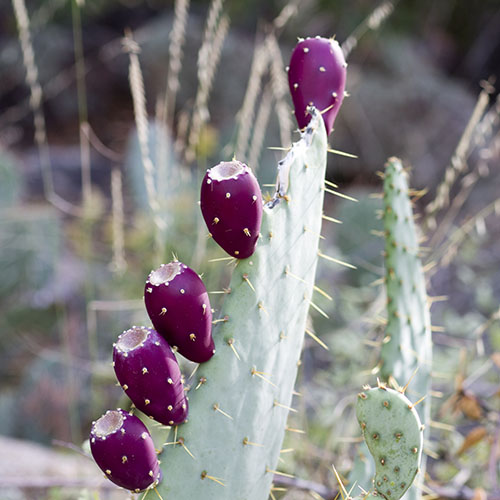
(342, 0, 398, 59)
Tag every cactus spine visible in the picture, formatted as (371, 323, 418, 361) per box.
(156, 108, 327, 499)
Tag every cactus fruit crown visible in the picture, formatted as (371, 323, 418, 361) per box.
(93, 410, 123, 437)
(356, 385, 423, 500)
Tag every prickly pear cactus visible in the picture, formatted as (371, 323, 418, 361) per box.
(380, 157, 432, 499)
(381, 157, 432, 399)
(156, 108, 327, 499)
(356, 385, 424, 500)
(350, 157, 431, 498)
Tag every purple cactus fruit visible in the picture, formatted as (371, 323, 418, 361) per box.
(200, 160, 263, 259)
(288, 36, 347, 135)
(144, 261, 214, 363)
(90, 409, 161, 493)
(113, 326, 188, 426)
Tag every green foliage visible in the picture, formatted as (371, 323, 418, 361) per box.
(156, 110, 327, 499)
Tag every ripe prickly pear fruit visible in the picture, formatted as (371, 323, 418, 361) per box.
(200, 160, 263, 259)
(144, 261, 214, 363)
(113, 326, 188, 426)
(90, 409, 161, 493)
(288, 36, 347, 135)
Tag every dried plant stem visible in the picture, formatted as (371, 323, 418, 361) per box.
(235, 41, 269, 159)
(12, 0, 81, 216)
(163, 0, 190, 131)
(185, 5, 229, 164)
(425, 88, 491, 231)
(248, 85, 273, 171)
(71, 0, 92, 206)
(266, 34, 292, 149)
(342, 0, 397, 59)
(110, 167, 127, 273)
(123, 30, 165, 259)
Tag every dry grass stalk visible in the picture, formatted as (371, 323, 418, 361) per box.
(185, 5, 230, 164)
(123, 29, 166, 261)
(248, 85, 274, 171)
(12, 0, 81, 216)
(266, 33, 293, 149)
(235, 42, 270, 160)
(342, 0, 396, 59)
(424, 88, 491, 230)
(110, 167, 127, 274)
(71, 0, 92, 206)
(164, 0, 190, 131)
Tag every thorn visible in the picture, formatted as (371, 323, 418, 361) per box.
(243, 437, 264, 447)
(318, 250, 356, 269)
(208, 256, 235, 263)
(267, 146, 291, 151)
(431, 325, 446, 332)
(201, 471, 226, 486)
(209, 287, 231, 295)
(178, 437, 195, 459)
(331, 465, 348, 500)
(242, 273, 256, 292)
(313, 284, 333, 301)
(305, 328, 329, 350)
(195, 376, 207, 390)
(308, 298, 330, 319)
(408, 395, 427, 410)
(212, 316, 229, 325)
(280, 448, 294, 454)
(327, 148, 358, 159)
(285, 426, 305, 434)
(153, 488, 164, 500)
(266, 467, 295, 478)
(304, 225, 325, 240)
(274, 400, 298, 413)
(401, 367, 420, 394)
(213, 403, 233, 420)
(323, 186, 358, 202)
(258, 301, 269, 316)
(223, 338, 240, 360)
(322, 213, 342, 224)
(251, 367, 277, 387)
(429, 420, 455, 432)
(320, 103, 335, 115)
(324, 179, 339, 189)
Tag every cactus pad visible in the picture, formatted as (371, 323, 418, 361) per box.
(356, 386, 423, 500)
(155, 108, 328, 499)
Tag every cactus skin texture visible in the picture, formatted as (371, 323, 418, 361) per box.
(382, 157, 432, 499)
(200, 160, 263, 259)
(155, 108, 327, 500)
(288, 36, 347, 135)
(356, 386, 423, 500)
(144, 261, 214, 363)
(113, 326, 188, 426)
(90, 409, 161, 492)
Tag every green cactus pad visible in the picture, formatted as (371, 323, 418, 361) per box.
(381, 157, 432, 397)
(381, 157, 432, 500)
(356, 386, 423, 500)
(156, 109, 328, 499)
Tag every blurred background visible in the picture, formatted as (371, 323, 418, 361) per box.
(0, 0, 499, 498)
